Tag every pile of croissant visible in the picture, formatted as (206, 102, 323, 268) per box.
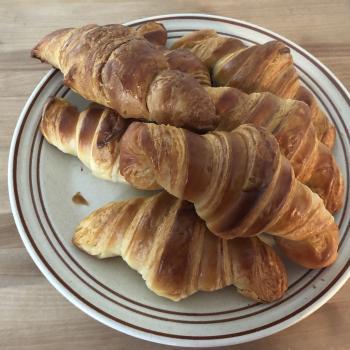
(32, 21, 344, 303)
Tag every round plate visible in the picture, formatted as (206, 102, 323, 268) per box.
(8, 13, 350, 347)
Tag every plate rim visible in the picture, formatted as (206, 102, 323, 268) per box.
(8, 13, 350, 347)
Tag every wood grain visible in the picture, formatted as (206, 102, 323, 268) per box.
(1, 0, 349, 349)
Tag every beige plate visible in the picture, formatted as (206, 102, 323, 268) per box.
(8, 13, 350, 347)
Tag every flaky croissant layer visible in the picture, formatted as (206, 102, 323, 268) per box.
(73, 192, 288, 302)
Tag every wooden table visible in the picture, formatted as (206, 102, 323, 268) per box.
(1, 0, 349, 349)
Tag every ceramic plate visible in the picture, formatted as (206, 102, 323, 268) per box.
(8, 14, 350, 347)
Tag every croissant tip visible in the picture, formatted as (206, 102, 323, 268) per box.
(72, 232, 81, 249)
(71, 235, 77, 246)
(72, 226, 88, 247)
(30, 48, 37, 58)
(31, 45, 46, 62)
(42, 96, 58, 117)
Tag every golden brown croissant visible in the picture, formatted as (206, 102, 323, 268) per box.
(31, 23, 218, 131)
(73, 191, 288, 302)
(207, 86, 344, 214)
(119, 122, 339, 268)
(172, 30, 335, 148)
(40, 97, 130, 182)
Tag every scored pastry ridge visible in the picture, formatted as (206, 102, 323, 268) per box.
(73, 192, 288, 302)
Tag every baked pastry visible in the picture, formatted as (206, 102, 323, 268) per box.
(31, 23, 218, 130)
(207, 86, 343, 213)
(119, 122, 339, 268)
(73, 191, 288, 302)
(40, 97, 130, 182)
(172, 30, 335, 148)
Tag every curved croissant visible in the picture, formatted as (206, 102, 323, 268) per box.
(207, 86, 344, 214)
(73, 191, 288, 302)
(31, 23, 218, 131)
(119, 122, 339, 268)
(40, 97, 130, 182)
(172, 30, 335, 148)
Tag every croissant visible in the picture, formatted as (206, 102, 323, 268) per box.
(119, 122, 339, 268)
(73, 191, 287, 302)
(31, 23, 218, 131)
(40, 97, 130, 182)
(207, 86, 344, 214)
(172, 30, 335, 148)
